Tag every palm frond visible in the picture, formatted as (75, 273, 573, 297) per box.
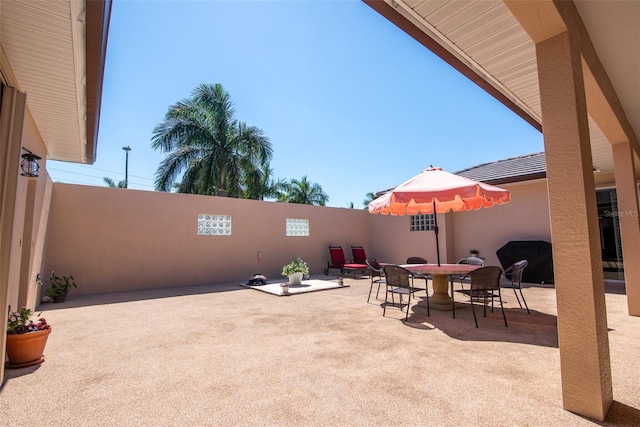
(151, 83, 273, 199)
(154, 145, 208, 192)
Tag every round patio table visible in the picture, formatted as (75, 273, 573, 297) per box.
(401, 263, 482, 311)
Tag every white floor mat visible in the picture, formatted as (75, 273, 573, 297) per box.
(240, 279, 349, 296)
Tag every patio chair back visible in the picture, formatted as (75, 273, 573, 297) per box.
(366, 258, 385, 303)
(459, 266, 507, 328)
(451, 256, 485, 291)
(329, 246, 346, 268)
(404, 256, 431, 291)
(503, 260, 530, 314)
(405, 256, 428, 264)
(366, 258, 383, 277)
(351, 246, 368, 264)
(458, 256, 484, 266)
(383, 265, 429, 320)
(506, 259, 528, 282)
(384, 265, 412, 290)
(469, 266, 503, 291)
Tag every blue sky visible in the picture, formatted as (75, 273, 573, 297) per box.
(48, 0, 543, 208)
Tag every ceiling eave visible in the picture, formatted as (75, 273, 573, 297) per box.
(85, 0, 112, 165)
(363, 0, 639, 176)
(362, 0, 542, 133)
(0, 0, 111, 164)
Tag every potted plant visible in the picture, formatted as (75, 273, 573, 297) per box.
(6, 308, 51, 368)
(280, 283, 290, 295)
(47, 272, 77, 303)
(282, 257, 309, 286)
(470, 249, 480, 257)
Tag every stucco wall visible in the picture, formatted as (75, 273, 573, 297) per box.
(368, 212, 443, 265)
(41, 177, 624, 299)
(42, 184, 372, 296)
(451, 180, 552, 267)
(6, 107, 48, 312)
(20, 109, 50, 310)
(6, 158, 27, 310)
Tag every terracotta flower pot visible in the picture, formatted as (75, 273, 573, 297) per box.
(5, 328, 51, 369)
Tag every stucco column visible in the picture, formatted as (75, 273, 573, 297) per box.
(612, 142, 640, 316)
(536, 32, 612, 420)
(0, 87, 28, 385)
(18, 179, 37, 309)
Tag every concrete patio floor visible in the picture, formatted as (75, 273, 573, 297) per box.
(1, 275, 639, 426)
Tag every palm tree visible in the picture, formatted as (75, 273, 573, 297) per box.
(279, 175, 329, 206)
(246, 167, 290, 201)
(363, 192, 377, 209)
(103, 177, 126, 188)
(151, 83, 273, 197)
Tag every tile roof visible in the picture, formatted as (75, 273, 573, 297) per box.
(455, 152, 546, 185)
(375, 152, 547, 197)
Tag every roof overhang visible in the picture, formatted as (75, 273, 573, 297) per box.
(0, 0, 111, 164)
(363, 0, 640, 175)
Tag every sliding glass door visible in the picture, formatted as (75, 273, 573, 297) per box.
(597, 189, 624, 280)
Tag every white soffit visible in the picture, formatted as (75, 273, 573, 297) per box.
(389, 0, 617, 173)
(394, 0, 541, 123)
(574, 0, 640, 153)
(0, 0, 87, 163)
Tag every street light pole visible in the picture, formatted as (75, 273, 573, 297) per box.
(122, 146, 131, 188)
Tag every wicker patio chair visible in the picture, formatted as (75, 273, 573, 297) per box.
(450, 256, 485, 291)
(502, 260, 530, 314)
(405, 256, 431, 295)
(366, 258, 385, 303)
(383, 265, 428, 321)
(454, 266, 507, 328)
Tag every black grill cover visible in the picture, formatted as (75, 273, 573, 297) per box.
(496, 241, 554, 284)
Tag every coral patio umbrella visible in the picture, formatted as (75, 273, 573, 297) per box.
(368, 167, 511, 265)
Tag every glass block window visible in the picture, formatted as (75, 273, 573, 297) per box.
(286, 218, 309, 236)
(198, 214, 232, 235)
(410, 213, 435, 231)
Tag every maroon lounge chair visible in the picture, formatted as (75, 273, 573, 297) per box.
(351, 246, 369, 265)
(324, 246, 368, 278)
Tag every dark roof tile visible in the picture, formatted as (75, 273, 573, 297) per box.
(375, 152, 547, 197)
(455, 152, 546, 184)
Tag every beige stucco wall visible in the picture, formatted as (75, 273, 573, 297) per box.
(451, 180, 552, 268)
(368, 212, 441, 265)
(1, 90, 51, 383)
(5, 163, 27, 310)
(42, 184, 372, 296)
(40, 174, 627, 300)
(6, 108, 48, 312)
(18, 109, 49, 310)
(46, 182, 553, 298)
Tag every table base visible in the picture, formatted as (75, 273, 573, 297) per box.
(419, 273, 465, 311)
(417, 298, 465, 311)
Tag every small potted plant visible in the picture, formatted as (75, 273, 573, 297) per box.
(470, 249, 480, 257)
(280, 283, 290, 295)
(6, 308, 51, 368)
(282, 257, 309, 286)
(47, 271, 77, 303)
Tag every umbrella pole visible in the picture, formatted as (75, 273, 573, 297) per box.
(433, 200, 441, 266)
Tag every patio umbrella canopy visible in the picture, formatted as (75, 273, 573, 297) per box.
(368, 167, 511, 265)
